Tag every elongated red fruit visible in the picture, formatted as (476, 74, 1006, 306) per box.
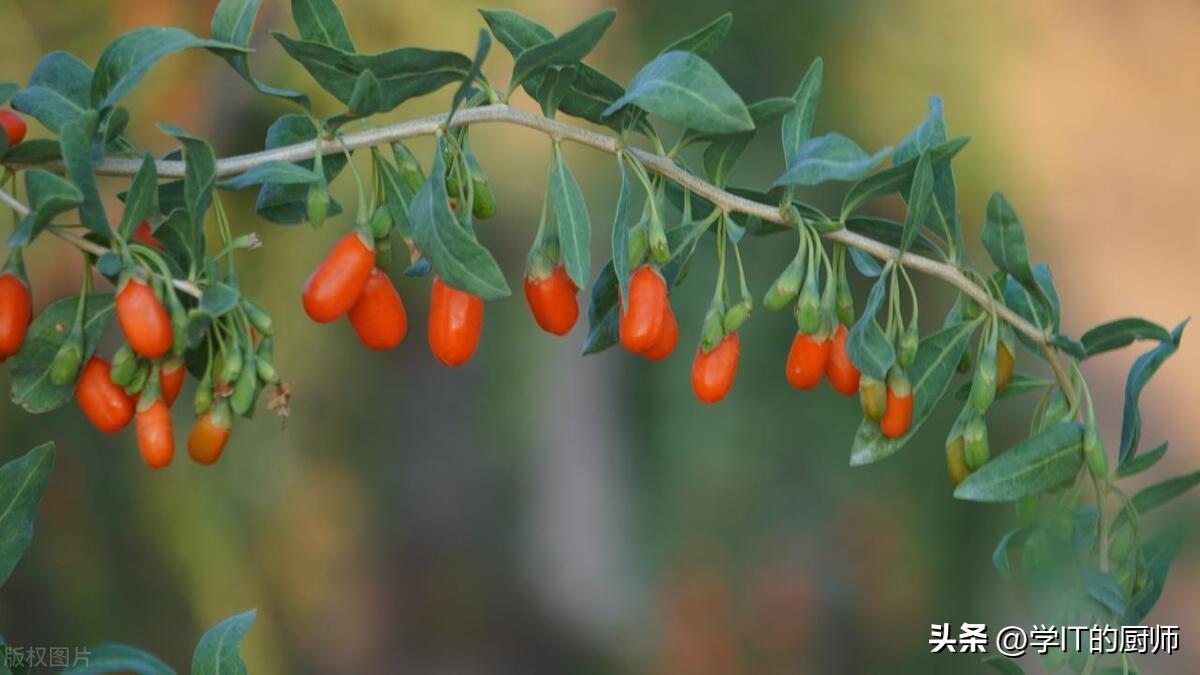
(524, 265, 579, 336)
(349, 268, 408, 350)
(302, 232, 376, 323)
(0, 272, 31, 360)
(619, 265, 668, 353)
(116, 277, 173, 359)
(428, 276, 483, 366)
(691, 333, 740, 404)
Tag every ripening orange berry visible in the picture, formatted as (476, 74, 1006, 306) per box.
(691, 333, 740, 404)
(160, 360, 186, 407)
(428, 276, 483, 367)
(523, 265, 579, 336)
(136, 398, 174, 469)
(642, 303, 678, 361)
(825, 325, 861, 396)
(619, 265, 668, 353)
(348, 268, 408, 350)
(188, 401, 232, 466)
(786, 332, 831, 390)
(116, 277, 173, 359)
(0, 272, 32, 360)
(302, 232, 376, 323)
(75, 357, 135, 433)
(880, 386, 914, 439)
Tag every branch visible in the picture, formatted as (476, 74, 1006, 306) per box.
(0, 186, 203, 299)
(3, 103, 1059, 364)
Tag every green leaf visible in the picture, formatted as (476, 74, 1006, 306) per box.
(1081, 318, 1173, 357)
(1115, 441, 1167, 479)
(8, 170, 82, 248)
(376, 155, 415, 238)
(347, 68, 384, 117)
(844, 216, 942, 260)
(774, 132, 891, 187)
(410, 138, 510, 300)
(841, 136, 968, 220)
(158, 125, 216, 259)
(218, 161, 319, 191)
(1, 139, 61, 164)
(703, 135, 750, 187)
(604, 51, 753, 134)
(210, 0, 309, 109)
(1120, 319, 1186, 465)
(850, 320, 977, 465)
(59, 110, 112, 238)
(1131, 470, 1200, 516)
(781, 57, 822, 164)
(0, 83, 16, 106)
(954, 422, 1085, 502)
(199, 283, 241, 318)
(536, 66, 578, 117)
(255, 115, 346, 225)
(899, 151, 933, 254)
(1080, 565, 1126, 616)
(191, 609, 256, 675)
(582, 261, 619, 355)
(0, 444, 53, 588)
(117, 154, 160, 240)
(62, 643, 174, 675)
(450, 30, 490, 119)
(91, 27, 245, 109)
(894, 96, 964, 259)
(992, 527, 1026, 578)
(1123, 528, 1181, 624)
(955, 372, 1051, 402)
(982, 656, 1026, 675)
(610, 160, 632, 307)
(662, 13, 732, 57)
(1002, 266, 1061, 341)
(273, 33, 471, 114)
(847, 271, 895, 381)
(10, 51, 93, 133)
(10, 294, 115, 413)
(549, 147, 592, 289)
(480, 9, 553, 52)
(291, 0, 355, 51)
(982, 192, 1036, 287)
(511, 9, 615, 90)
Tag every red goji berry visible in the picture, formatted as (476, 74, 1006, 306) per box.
(523, 264, 579, 336)
(348, 268, 408, 350)
(786, 332, 830, 390)
(302, 232, 376, 323)
(75, 357, 135, 433)
(428, 276, 483, 366)
(691, 333, 740, 404)
(116, 277, 173, 359)
(619, 265, 668, 353)
(825, 324, 861, 396)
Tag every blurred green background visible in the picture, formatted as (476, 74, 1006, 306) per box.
(1, 1, 1198, 673)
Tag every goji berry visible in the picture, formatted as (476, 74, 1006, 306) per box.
(825, 324, 860, 396)
(0, 110, 26, 146)
(642, 303, 678, 361)
(75, 356, 135, 433)
(880, 370, 914, 439)
(945, 435, 969, 486)
(997, 341, 1015, 394)
(619, 265, 668, 353)
(786, 332, 830, 390)
(132, 221, 164, 251)
(302, 231, 375, 323)
(691, 333, 740, 404)
(859, 375, 887, 422)
(428, 276, 483, 366)
(523, 265, 579, 336)
(0, 272, 31, 360)
(116, 277, 173, 359)
(188, 399, 232, 466)
(136, 397, 174, 469)
(349, 268, 408, 350)
(160, 359, 186, 407)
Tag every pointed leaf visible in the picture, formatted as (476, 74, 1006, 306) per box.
(91, 27, 245, 109)
(982, 192, 1035, 286)
(8, 170, 82, 248)
(845, 216, 942, 260)
(582, 262, 619, 355)
(1081, 318, 1173, 358)
(0, 443, 54, 587)
(191, 610, 256, 675)
(549, 148, 592, 289)
(10, 294, 115, 414)
(1080, 566, 1126, 616)
(1119, 320, 1186, 465)
(61, 643, 174, 675)
(992, 528, 1026, 578)
(291, 0, 354, 51)
(218, 161, 319, 191)
(450, 30, 490, 119)
(117, 154, 159, 240)
(610, 159, 632, 305)
(781, 57, 822, 163)
(1123, 528, 1181, 625)
(774, 132, 890, 187)
(211, 0, 309, 108)
(511, 9, 615, 90)
(954, 422, 1085, 502)
(847, 270, 895, 381)
(410, 139, 510, 300)
(10, 51, 93, 133)
(841, 136, 968, 220)
(899, 151, 933, 253)
(604, 51, 753, 134)
(662, 13, 732, 57)
(59, 111, 112, 238)
(255, 115, 346, 224)
(1115, 441, 1168, 479)
(1131, 470, 1200, 516)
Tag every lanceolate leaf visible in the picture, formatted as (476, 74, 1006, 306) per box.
(781, 57, 823, 164)
(8, 170, 82, 248)
(662, 13, 733, 57)
(992, 527, 1026, 578)
(0, 443, 54, 588)
(1131, 470, 1200, 517)
(582, 261, 620, 355)
(192, 610, 256, 675)
(899, 151, 933, 254)
(450, 30, 491, 119)
(117, 154, 160, 240)
(410, 139, 510, 300)
(59, 111, 111, 238)
(954, 422, 1085, 502)
(536, 66, 578, 117)
(211, 0, 309, 109)
(549, 146, 592, 289)
(1123, 528, 1182, 625)
(1114, 441, 1167, 479)
(511, 9, 615, 90)
(610, 159, 632, 306)
(61, 643, 174, 675)
(376, 155, 415, 238)
(91, 27, 245, 109)
(955, 372, 1051, 402)
(844, 216, 943, 260)
(1080, 566, 1126, 617)
(10, 295, 115, 413)
(894, 96, 963, 258)
(850, 320, 977, 465)
(10, 51, 93, 133)
(982, 192, 1037, 289)
(158, 125, 216, 259)
(774, 132, 891, 187)
(1119, 319, 1186, 466)
(847, 270, 895, 381)
(840, 136, 969, 220)
(604, 51, 753, 134)
(291, 0, 355, 52)
(1081, 318, 1173, 357)
(274, 34, 471, 113)
(217, 161, 319, 191)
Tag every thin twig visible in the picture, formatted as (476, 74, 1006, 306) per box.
(2, 103, 1066, 377)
